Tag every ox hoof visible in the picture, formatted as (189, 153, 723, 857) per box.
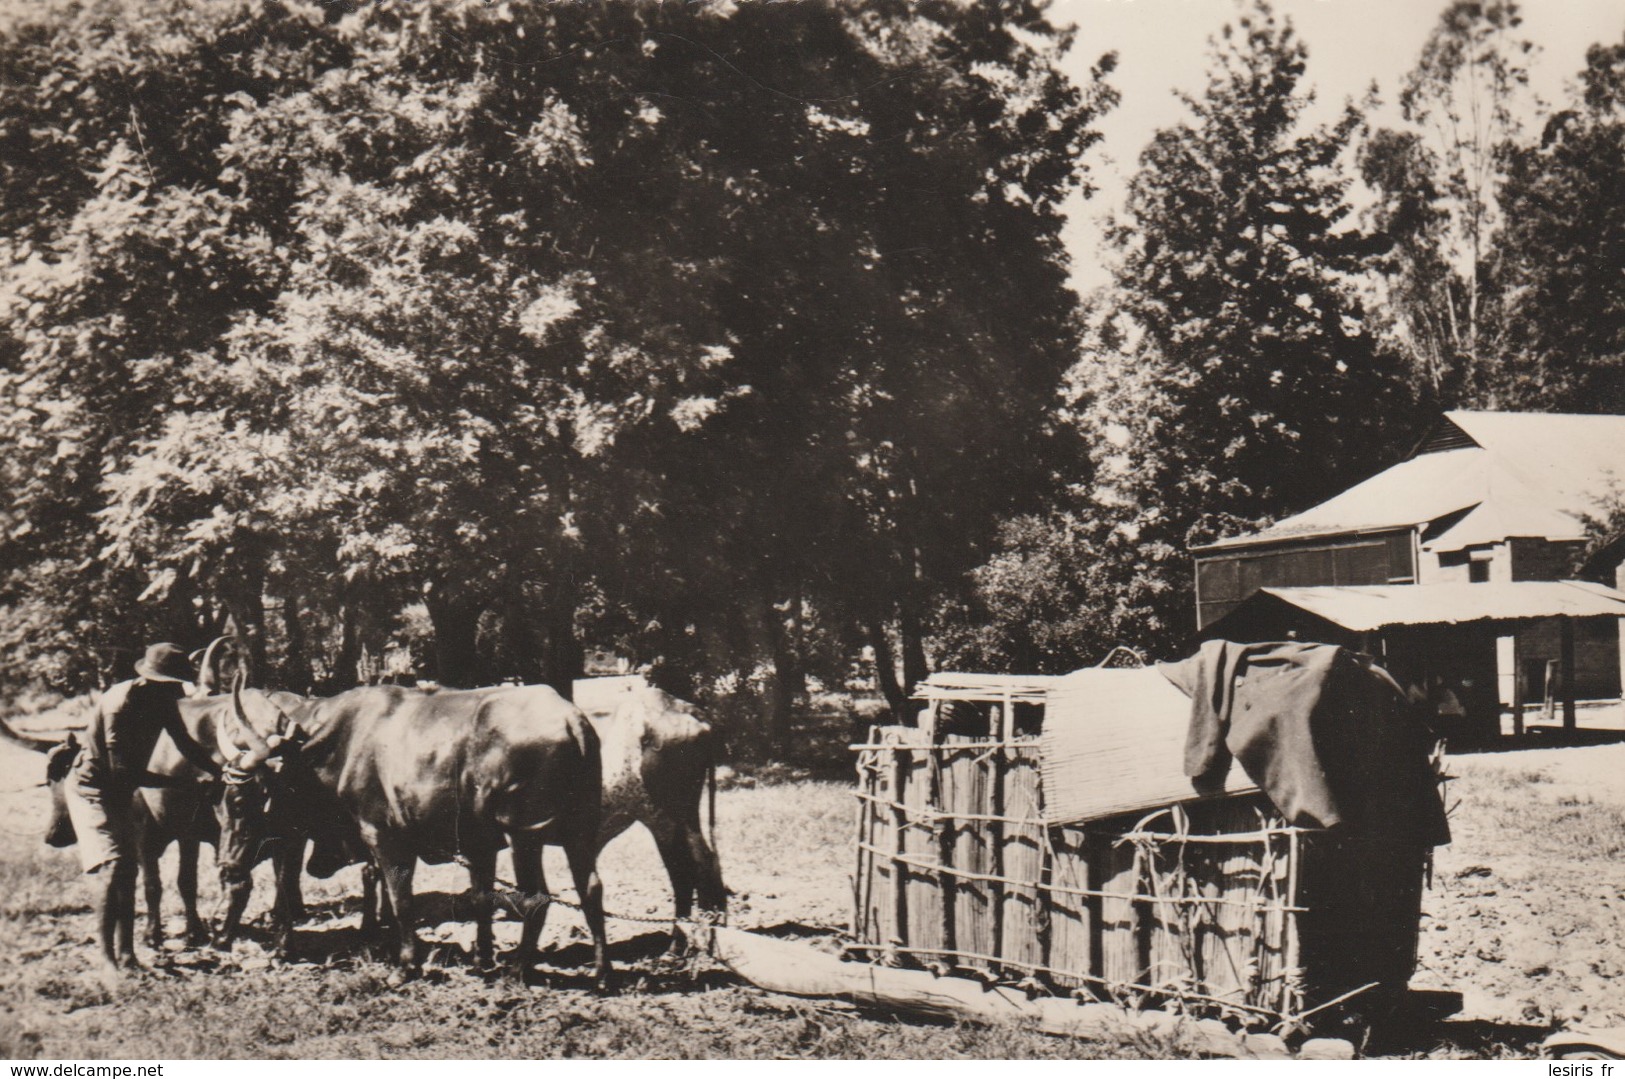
(186, 926, 210, 949)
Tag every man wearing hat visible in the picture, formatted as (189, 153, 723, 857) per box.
(64, 642, 223, 977)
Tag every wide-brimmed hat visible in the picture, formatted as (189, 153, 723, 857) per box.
(135, 642, 194, 684)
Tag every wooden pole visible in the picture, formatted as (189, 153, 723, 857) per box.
(1510, 628, 1525, 737)
(1561, 617, 1577, 732)
(890, 747, 909, 961)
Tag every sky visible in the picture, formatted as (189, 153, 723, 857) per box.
(1050, 0, 1625, 294)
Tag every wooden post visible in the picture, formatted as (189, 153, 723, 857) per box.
(1510, 628, 1525, 737)
(889, 747, 911, 961)
(1561, 617, 1577, 732)
(931, 749, 956, 959)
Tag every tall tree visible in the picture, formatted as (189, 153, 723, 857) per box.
(1111, 0, 1407, 526)
(945, 0, 1412, 667)
(1494, 37, 1625, 412)
(1361, 0, 1535, 407)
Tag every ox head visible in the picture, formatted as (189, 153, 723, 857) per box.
(42, 736, 80, 848)
(211, 682, 303, 947)
(0, 717, 78, 848)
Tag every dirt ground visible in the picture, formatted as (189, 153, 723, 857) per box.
(1414, 717, 1625, 1048)
(2, 698, 1622, 1060)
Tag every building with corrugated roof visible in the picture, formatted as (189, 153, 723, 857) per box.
(1191, 411, 1625, 735)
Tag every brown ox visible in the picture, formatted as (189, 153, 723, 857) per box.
(215, 683, 609, 984)
(212, 680, 726, 956)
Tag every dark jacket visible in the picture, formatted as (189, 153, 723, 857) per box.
(79, 679, 221, 793)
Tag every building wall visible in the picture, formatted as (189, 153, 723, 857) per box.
(1194, 530, 1415, 629)
(1426, 544, 1492, 584)
(1510, 538, 1584, 581)
(1516, 617, 1622, 702)
(1201, 532, 1622, 705)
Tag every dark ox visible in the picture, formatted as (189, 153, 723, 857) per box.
(213, 681, 726, 957)
(0, 691, 305, 950)
(216, 683, 610, 983)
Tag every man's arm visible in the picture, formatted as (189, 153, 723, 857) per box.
(160, 708, 223, 778)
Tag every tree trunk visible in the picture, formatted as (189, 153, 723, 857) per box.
(334, 597, 364, 691)
(424, 581, 483, 689)
(279, 592, 313, 694)
(501, 574, 543, 686)
(223, 568, 268, 688)
(539, 574, 583, 701)
(898, 596, 929, 700)
(766, 594, 804, 754)
(869, 615, 907, 718)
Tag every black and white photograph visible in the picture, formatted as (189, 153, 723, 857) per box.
(0, 0, 1622, 1063)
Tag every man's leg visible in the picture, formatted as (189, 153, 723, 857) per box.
(95, 870, 121, 973)
(64, 782, 136, 976)
(113, 855, 141, 970)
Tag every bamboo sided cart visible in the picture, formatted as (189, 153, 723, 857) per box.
(849, 669, 1438, 1033)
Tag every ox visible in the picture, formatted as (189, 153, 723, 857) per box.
(583, 683, 727, 939)
(212, 680, 726, 959)
(0, 690, 306, 951)
(215, 683, 610, 984)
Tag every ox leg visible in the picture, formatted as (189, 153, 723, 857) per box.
(372, 848, 419, 975)
(360, 863, 397, 949)
(651, 818, 726, 957)
(464, 846, 498, 973)
(509, 835, 551, 978)
(282, 838, 308, 925)
(212, 864, 253, 951)
(689, 825, 728, 917)
(563, 833, 611, 991)
(648, 823, 696, 955)
(178, 837, 208, 947)
(361, 863, 378, 939)
(271, 846, 302, 960)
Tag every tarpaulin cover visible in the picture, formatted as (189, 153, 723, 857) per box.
(1159, 640, 1450, 843)
(1038, 666, 1259, 825)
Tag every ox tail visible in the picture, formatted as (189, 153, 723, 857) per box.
(707, 754, 717, 849)
(0, 715, 58, 755)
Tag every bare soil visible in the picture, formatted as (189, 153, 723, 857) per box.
(2, 700, 1622, 1060)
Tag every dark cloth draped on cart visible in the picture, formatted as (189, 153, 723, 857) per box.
(1158, 639, 1449, 846)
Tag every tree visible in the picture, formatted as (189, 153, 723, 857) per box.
(945, 1, 1414, 666)
(1494, 37, 1625, 412)
(1111, 2, 1409, 521)
(0, 0, 339, 687)
(0, 0, 1118, 753)
(1361, 0, 1535, 407)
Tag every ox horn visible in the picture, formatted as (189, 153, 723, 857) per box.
(228, 677, 276, 770)
(0, 716, 58, 755)
(193, 634, 235, 698)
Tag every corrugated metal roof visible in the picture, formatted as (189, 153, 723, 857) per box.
(1248, 580, 1625, 632)
(1199, 410, 1625, 554)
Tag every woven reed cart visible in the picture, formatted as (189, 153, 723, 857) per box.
(849, 671, 1434, 1031)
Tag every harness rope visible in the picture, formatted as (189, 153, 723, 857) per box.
(452, 855, 724, 929)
